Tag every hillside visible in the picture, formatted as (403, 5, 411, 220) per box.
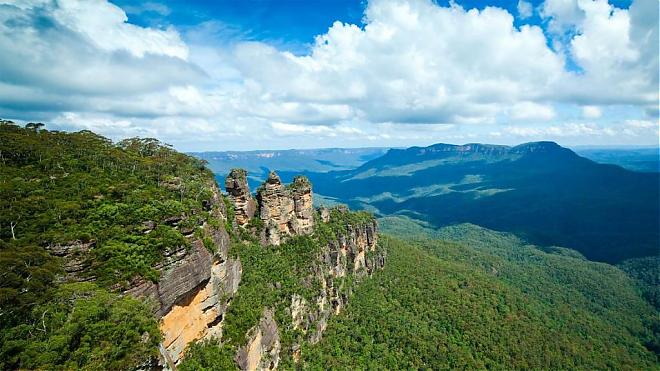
(0, 122, 386, 370)
(301, 228, 659, 369)
(284, 141, 660, 264)
(1, 122, 657, 370)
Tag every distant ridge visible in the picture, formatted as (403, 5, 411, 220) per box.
(284, 141, 659, 264)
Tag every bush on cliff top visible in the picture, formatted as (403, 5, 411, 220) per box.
(0, 122, 219, 369)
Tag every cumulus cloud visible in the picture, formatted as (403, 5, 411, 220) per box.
(510, 102, 556, 121)
(0, 0, 657, 149)
(231, 0, 566, 126)
(543, 0, 658, 108)
(0, 0, 204, 115)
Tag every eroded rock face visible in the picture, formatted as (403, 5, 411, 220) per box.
(159, 256, 242, 362)
(256, 172, 315, 246)
(225, 169, 256, 227)
(236, 309, 281, 371)
(46, 241, 95, 282)
(291, 176, 314, 235)
(123, 181, 241, 365)
(298, 215, 385, 347)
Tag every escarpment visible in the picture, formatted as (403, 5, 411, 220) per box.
(213, 170, 386, 370)
(44, 163, 383, 370)
(126, 181, 243, 366)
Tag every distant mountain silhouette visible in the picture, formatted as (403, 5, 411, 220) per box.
(280, 141, 660, 264)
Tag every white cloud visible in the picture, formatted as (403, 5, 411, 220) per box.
(229, 0, 566, 126)
(0, 0, 657, 149)
(625, 119, 657, 129)
(511, 102, 556, 121)
(504, 120, 658, 140)
(517, 0, 533, 19)
(543, 0, 658, 107)
(582, 106, 602, 119)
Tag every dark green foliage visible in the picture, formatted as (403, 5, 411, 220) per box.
(178, 339, 237, 371)
(180, 210, 377, 369)
(0, 244, 61, 323)
(0, 282, 160, 370)
(619, 256, 660, 310)
(0, 121, 216, 291)
(284, 141, 660, 263)
(302, 234, 659, 369)
(1, 122, 222, 368)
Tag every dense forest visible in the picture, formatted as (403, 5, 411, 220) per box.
(0, 121, 217, 369)
(301, 227, 659, 369)
(284, 142, 660, 264)
(1, 121, 657, 370)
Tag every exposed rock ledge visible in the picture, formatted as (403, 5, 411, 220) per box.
(256, 172, 315, 246)
(235, 309, 281, 371)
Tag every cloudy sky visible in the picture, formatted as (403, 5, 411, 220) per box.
(0, 0, 657, 150)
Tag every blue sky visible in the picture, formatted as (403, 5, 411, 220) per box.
(0, 0, 657, 150)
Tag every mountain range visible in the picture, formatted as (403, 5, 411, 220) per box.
(274, 141, 659, 264)
(191, 148, 389, 189)
(2, 122, 659, 369)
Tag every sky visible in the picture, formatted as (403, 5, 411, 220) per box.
(0, 0, 657, 151)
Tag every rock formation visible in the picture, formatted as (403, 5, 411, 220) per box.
(225, 169, 257, 227)
(256, 172, 314, 246)
(297, 214, 385, 346)
(235, 309, 281, 371)
(53, 169, 383, 369)
(124, 180, 242, 366)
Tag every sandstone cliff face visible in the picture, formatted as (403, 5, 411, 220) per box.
(225, 169, 256, 227)
(45, 179, 240, 367)
(235, 309, 281, 371)
(46, 240, 95, 282)
(302, 215, 385, 346)
(124, 181, 242, 366)
(256, 172, 314, 246)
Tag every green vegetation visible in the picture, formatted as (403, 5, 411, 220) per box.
(0, 282, 160, 370)
(619, 256, 660, 311)
(3, 122, 658, 370)
(0, 121, 220, 369)
(300, 141, 660, 264)
(178, 339, 237, 371)
(180, 210, 378, 369)
(302, 233, 659, 369)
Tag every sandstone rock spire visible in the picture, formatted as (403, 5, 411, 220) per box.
(225, 168, 256, 227)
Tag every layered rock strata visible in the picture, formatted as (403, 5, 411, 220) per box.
(225, 168, 256, 227)
(230, 202, 385, 370)
(256, 172, 314, 246)
(125, 181, 242, 366)
(235, 309, 281, 371)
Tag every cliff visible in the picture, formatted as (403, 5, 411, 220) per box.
(216, 170, 385, 370)
(226, 168, 257, 227)
(37, 155, 383, 369)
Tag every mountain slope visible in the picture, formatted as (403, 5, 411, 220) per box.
(285, 142, 660, 263)
(301, 232, 659, 369)
(191, 147, 389, 189)
(0, 121, 386, 370)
